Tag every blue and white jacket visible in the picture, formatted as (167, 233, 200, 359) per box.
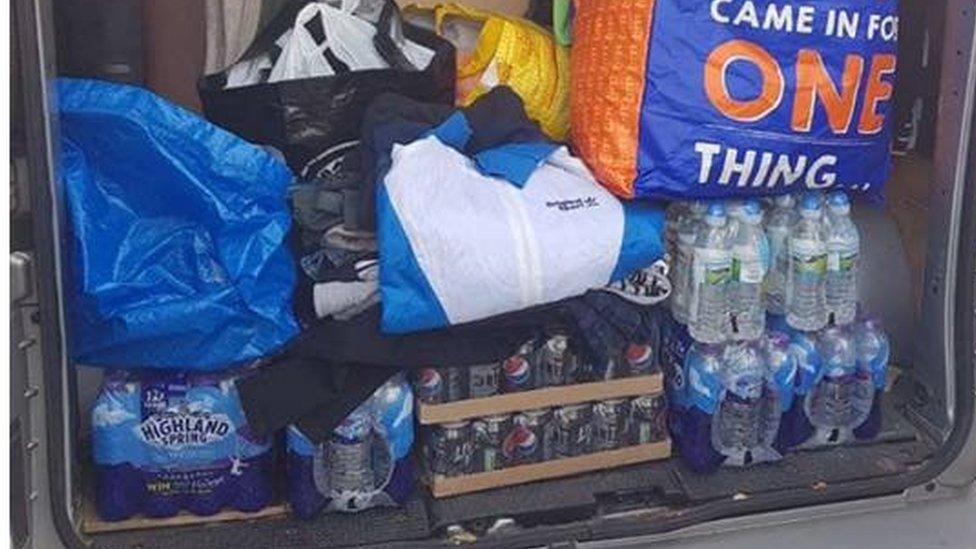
(377, 105, 665, 334)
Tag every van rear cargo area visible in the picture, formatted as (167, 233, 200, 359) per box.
(10, 1, 975, 549)
(68, 147, 950, 548)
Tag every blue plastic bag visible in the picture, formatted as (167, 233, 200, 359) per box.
(58, 78, 298, 370)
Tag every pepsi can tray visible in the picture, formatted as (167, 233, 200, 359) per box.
(417, 373, 664, 425)
(426, 440, 672, 498)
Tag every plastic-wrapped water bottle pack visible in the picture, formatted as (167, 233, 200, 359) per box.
(286, 375, 415, 519)
(667, 332, 794, 472)
(92, 370, 273, 521)
(665, 316, 889, 473)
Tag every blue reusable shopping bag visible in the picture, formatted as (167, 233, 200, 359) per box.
(58, 78, 299, 370)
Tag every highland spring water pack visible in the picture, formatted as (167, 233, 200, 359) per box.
(92, 370, 273, 521)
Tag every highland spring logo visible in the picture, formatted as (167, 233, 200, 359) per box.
(136, 412, 233, 449)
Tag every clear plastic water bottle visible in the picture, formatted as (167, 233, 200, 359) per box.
(765, 194, 796, 315)
(786, 193, 828, 331)
(327, 408, 375, 494)
(689, 203, 732, 344)
(680, 342, 726, 472)
(729, 201, 769, 340)
(671, 201, 706, 325)
(664, 202, 688, 263)
(824, 192, 860, 326)
(853, 318, 890, 440)
(806, 326, 869, 445)
(712, 341, 779, 466)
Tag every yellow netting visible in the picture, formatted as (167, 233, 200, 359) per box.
(426, 2, 570, 141)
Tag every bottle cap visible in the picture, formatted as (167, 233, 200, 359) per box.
(826, 191, 851, 213)
(798, 193, 821, 217)
(741, 200, 763, 223)
(704, 202, 727, 226)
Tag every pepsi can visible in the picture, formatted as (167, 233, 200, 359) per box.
(467, 363, 501, 399)
(427, 421, 473, 477)
(414, 367, 465, 404)
(472, 414, 512, 472)
(502, 340, 538, 393)
(505, 409, 555, 465)
(630, 394, 668, 445)
(554, 403, 593, 458)
(622, 343, 659, 378)
(539, 330, 580, 386)
(592, 399, 631, 451)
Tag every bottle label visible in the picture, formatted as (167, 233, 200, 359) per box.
(690, 247, 731, 322)
(692, 248, 732, 287)
(790, 238, 827, 282)
(828, 251, 858, 273)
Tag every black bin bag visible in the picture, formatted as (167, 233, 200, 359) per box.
(199, 0, 455, 187)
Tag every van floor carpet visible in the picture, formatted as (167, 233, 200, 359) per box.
(426, 403, 926, 528)
(426, 459, 682, 531)
(91, 492, 431, 549)
(674, 403, 932, 501)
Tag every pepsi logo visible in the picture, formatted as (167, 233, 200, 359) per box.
(503, 356, 531, 386)
(502, 425, 538, 460)
(626, 344, 653, 366)
(418, 369, 442, 391)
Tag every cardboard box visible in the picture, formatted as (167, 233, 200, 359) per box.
(418, 373, 665, 425)
(428, 440, 672, 498)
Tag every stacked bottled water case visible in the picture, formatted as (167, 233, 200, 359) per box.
(664, 192, 889, 473)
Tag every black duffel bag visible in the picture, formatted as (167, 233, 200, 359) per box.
(199, 0, 455, 184)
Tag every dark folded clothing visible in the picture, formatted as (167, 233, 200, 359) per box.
(238, 291, 657, 444)
(236, 356, 398, 444)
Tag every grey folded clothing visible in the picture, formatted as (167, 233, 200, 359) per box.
(313, 259, 380, 321)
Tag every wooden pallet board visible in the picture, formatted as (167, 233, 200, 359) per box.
(418, 373, 664, 425)
(428, 440, 672, 498)
(81, 502, 288, 534)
